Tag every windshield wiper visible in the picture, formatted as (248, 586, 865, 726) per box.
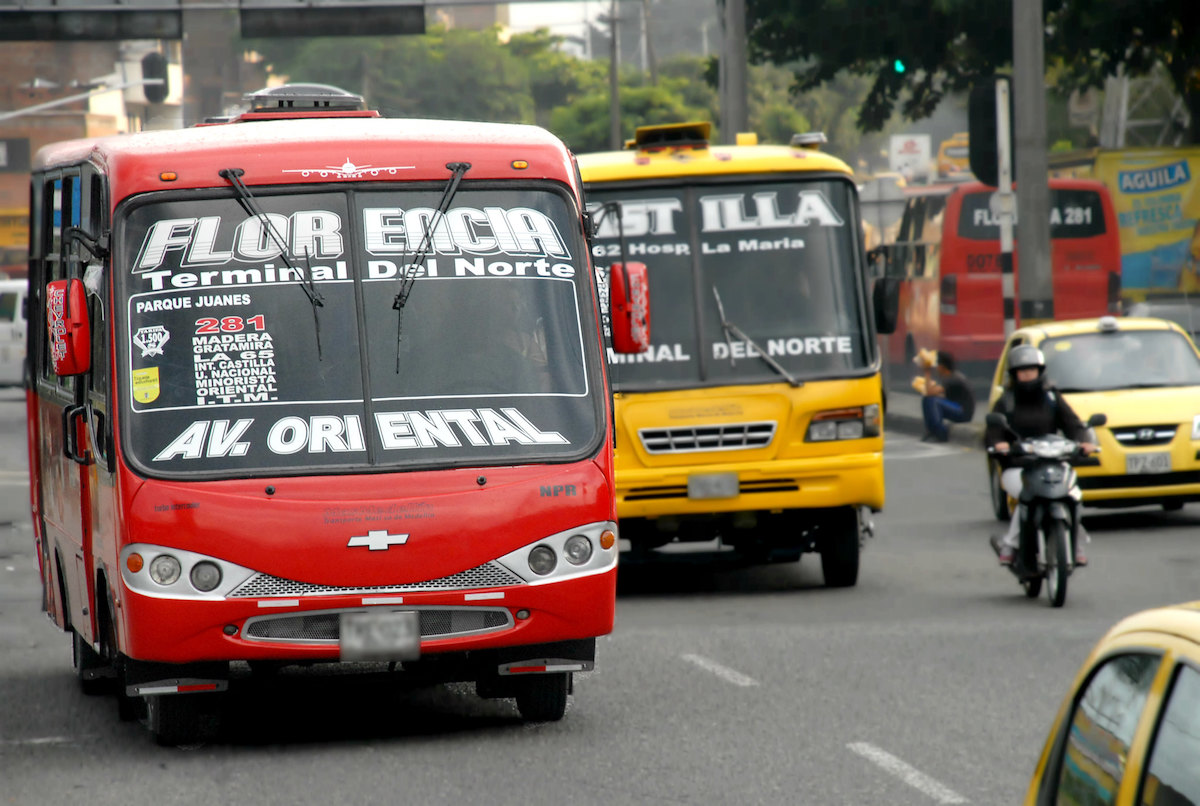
(219, 168, 326, 359)
(393, 162, 471, 372)
(711, 285, 802, 387)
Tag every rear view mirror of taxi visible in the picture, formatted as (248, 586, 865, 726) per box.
(609, 261, 651, 353)
(46, 278, 91, 376)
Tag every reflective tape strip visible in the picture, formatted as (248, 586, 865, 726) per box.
(362, 596, 404, 605)
(464, 592, 504, 601)
(258, 599, 300, 608)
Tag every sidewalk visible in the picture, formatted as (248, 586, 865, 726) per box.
(884, 389, 985, 450)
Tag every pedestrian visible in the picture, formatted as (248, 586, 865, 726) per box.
(919, 350, 975, 442)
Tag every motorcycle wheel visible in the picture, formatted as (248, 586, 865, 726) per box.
(989, 461, 1011, 521)
(1044, 521, 1069, 608)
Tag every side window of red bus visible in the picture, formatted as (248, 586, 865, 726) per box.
(81, 168, 113, 471)
(920, 195, 947, 279)
(39, 173, 81, 393)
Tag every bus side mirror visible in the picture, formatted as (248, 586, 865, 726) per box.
(873, 276, 900, 335)
(46, 278, 91, 376)
(609, 261, 650, 353)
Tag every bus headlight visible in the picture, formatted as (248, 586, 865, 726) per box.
(148, 555, 182, 586)
(563, 534, 593, 565)
(190, 561, 223, 592)
(807, 405, 879, 441)
(528, 545, 558, 575)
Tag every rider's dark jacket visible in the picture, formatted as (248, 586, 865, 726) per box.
(985, 381, 1089, 470)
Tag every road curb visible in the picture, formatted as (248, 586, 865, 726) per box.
(884, 390, 985, 450)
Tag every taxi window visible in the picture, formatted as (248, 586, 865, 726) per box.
(1139, 664, 1200, 806)
(1054, 653, 1160, 806)
(0, 292, 17, 322)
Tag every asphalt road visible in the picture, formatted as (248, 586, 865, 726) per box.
(2, 386, 1197, 806)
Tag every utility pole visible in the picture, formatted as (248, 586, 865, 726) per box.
(641, 0, 657, 86)
(720, 0, 748, 143)
(1012, 0, 1053, 324)
(608, 0, 621, 149)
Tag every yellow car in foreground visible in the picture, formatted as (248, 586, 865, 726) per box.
(987, 316, 1200, 518)
(1024, 601, 1200, 805)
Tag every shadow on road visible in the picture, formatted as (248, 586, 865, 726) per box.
(616, 552, 826, 598)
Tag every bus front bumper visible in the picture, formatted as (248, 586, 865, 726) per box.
(615, 451, 885, 519)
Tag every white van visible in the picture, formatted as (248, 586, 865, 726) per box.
(0, 278, 27, 386)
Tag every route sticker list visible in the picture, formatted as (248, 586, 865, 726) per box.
(192, 316, 278, 405)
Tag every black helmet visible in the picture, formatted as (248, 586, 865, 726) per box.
(1007, 344, 1045, 378)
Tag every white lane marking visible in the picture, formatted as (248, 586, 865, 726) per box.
(681, 653, 758, 687)
(848, 742, 968, 804)
(0, 736, 77, 746)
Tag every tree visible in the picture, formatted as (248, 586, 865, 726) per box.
(251, 26, 540, 124)
(1047, 0, 1200, 142)
(744, 0, 1200, 142)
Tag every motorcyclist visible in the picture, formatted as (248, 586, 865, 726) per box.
(985, 344, 1097, 566)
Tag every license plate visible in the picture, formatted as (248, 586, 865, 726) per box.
(340, 610, 420, 662)
(687, 472, 739, 500)
(1126, 452, 1172, 475)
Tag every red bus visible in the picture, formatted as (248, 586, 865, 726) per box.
(25, 85, 647, 744)
(882, 177, 1121, 384)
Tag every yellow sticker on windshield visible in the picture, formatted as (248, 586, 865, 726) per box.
(1053, 341, 1071, 351)
(132, 367, 160, 403)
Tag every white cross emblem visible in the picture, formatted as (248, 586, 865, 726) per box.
(347, 530, 410, 551)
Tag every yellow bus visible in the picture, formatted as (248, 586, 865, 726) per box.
(936, 132, 971, 178)
(577, 122, 898, 586)
(0, 207, 29, 275)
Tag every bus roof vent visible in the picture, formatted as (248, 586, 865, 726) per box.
(244, 83, 367, 112)
(629, 121, 712, 151)
(790, 131, 828, 150)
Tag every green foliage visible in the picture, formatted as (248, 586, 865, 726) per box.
(247, 22, 907, 163)
(744, 0, 1200, 142)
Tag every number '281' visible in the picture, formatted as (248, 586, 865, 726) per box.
(194, 315, 266, 334)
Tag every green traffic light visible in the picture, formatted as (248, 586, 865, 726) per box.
(893, 59, 906, 73)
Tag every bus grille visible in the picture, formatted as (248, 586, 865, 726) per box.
(228, 561, 523, 598)
(243, 607, 513, 643)
(638, 421, 777, 454)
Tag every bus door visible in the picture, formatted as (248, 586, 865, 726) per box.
(31, 169, 101, 640)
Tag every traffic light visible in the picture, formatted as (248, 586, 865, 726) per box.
(968, 75, 1014, 187)
(893, 59, 906, 74)
(141, 51, 169, 104)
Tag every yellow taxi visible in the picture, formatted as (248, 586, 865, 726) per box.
(1023, 601, 1200, 805)
(986, 316, 1200, 519)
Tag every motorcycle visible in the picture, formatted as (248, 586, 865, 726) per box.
(985, 411, 1106, 607)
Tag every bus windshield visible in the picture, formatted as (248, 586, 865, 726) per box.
(589, 177, 870, 390)
(117, 185, 602, 477)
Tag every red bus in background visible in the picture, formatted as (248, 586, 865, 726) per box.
(881, 177, 1121, 384)
(25, 85, 648, 745)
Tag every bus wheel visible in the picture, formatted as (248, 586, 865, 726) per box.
(98, 594, 141, 722)
(73, 631, 111, 696)
(514, 673, 570, 722)
(820, 508, 860, 588)
(146, 694, 221, 747)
